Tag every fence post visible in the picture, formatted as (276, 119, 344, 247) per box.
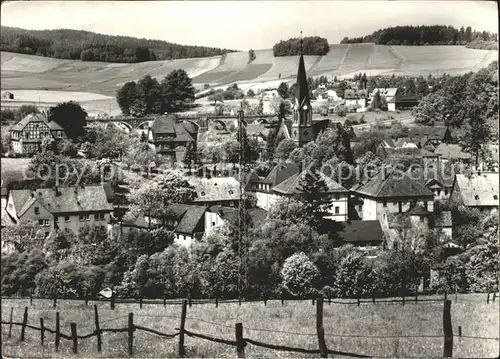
(415, 291, 418, 303)
(215, 296, 218, 308)
(402, 294, 405, 306)
(458, 326, 462, 341)
(8, 307, 13, 338)
(128, 313, 134, 355)
(316, 299, 328, 358)
(163, 294, 166, 307)
(94, 305, 102, 352)
(40, 318, 44, 345)
(357, 297, 360, 306)
(264, 296, 267, 306)
(55, 312, 60, 352)
(85, 293, 89, 306)
(111, 294, 115, 310)
(281, 295, 284, 306)
(487, 292, 490, 304)
(71, 322, 78, 354)
(312, 298, 315, 305)
(188, 292, 192, 307)
(239, 297, 242, 306)
(328, 296, 331, 305)
(493, 292, 497, 302)
(179, 300, 187, 358)
(443, 299, 453, 358)
(30, 289, 33, 306)
(140, 296, 143, 309)
(444, 291, 447, 300)
(235, 322, 246, 358)
(53, 293, 57, 309)
(20, 306, 28, 342)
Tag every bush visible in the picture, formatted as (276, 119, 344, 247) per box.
(281, 252, 320, 297)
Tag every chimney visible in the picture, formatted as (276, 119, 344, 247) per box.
(383, 166, 390, 180)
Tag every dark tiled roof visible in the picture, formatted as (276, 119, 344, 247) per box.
(12, 186, 113, 217)
(330, 220, 384, 244)
(407, 163, 455, 188)
(262, 163, 301, 186)
(353, 169, 434, 199)
(151, 115, 195, 143)
(272, 170, 348, 195)
(407, 204, 431, 216)
(208, 205, 268, 226)
(408, 126, 448, 140)
(170, 204, 207, 235)
(102, 182, 114, 203)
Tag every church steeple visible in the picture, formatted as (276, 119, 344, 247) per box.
(291, 31, 313, 147)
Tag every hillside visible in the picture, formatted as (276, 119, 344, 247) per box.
(1, 44, 497, 98)
(0, 26, 236, 63)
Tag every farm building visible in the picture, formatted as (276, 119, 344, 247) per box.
(10, 114, 67, 154)
(344, 89, 368, 108)
(189, 176, 241, 208)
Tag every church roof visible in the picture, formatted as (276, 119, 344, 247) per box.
(294, 55, 311, 109)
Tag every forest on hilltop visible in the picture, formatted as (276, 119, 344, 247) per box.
(273, 36, 330, 56)
(0, 26, 236, 63)
(341, 25, 498, 50)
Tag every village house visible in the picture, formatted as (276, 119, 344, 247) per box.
(250, 163, 301, 210)
(328, 219, 385, 250)
(434, 143, 472, 164)
(6, 185, 113, 235)
(407, 125, 453, 149)
(407, 162, 455, 201)
(344, 89, 368, 108)
(140, 115, 199, 163)
(189, 176, 241, 207)
(271, 169, 350, 222)
(370, 88, 399, 111)
(10, 113, 67, 154)
(449, 173, 499, 213)
(351, 167, 435, 222)
(246, 120, 290, 144)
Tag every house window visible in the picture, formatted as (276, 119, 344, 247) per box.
(79, 214, 90, 222)
(65, 216, 70, 222)
(444, 190, 448, 196)
(474, 195, 479, 200)
(420, 217, 424, 223)
(383, 200, 387, 207)
(34, 207, 40, 215)
(38, 219, 44, 226)
(54, 216, 58, 222)
(212, 222, 216, 226)
(335, 206, 340, 214)
(44, 219, 49, 227)
(95, 213, 105, 221)
(335, 194, 340, 200)
(398, 202, 403, 213)
(229, 201, 234, 207)
(494, 195, 498, 200)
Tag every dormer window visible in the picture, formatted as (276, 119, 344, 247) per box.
(229, 190, 234, 195)
(474, 195, 479, 200)
(201, 191, 205, 196)
(494, 195, 498, 200)
(34, 207, 39, 215)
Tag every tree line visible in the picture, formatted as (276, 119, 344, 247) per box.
(0, 26, 236, 63)
(116, 70, 195, 116)
(341, 25, 498, 48)
(273, 36, 330, 56)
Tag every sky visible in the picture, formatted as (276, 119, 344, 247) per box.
(1, 1, 498, 50)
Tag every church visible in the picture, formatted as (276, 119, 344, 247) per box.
(289, 37, 336, 147)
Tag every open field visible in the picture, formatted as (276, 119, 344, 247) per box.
(1, 294, 498, 358)
(2, 45, 495, 99)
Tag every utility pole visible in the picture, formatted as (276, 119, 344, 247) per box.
(237, 102, 247, 301)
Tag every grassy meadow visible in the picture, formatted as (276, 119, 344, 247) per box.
(1, 294, 498, 358)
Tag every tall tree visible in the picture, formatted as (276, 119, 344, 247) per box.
(116, 81, 137, 116)
(48, 101, 87, 141)
(297, 169, 333, 227)
(277, 82, 289, 99)
(160, 69, 195, 113)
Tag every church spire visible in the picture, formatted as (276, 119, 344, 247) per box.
(295, 31, 310, 110)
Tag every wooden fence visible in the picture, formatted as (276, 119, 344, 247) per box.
(3, 299, 498, 358)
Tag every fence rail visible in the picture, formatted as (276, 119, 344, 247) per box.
(2, 299, 498, 358)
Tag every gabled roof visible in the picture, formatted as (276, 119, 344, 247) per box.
(434, 143, 472, 161)
(381, 147, 438, 158)
(169, 204, 207, 235)
(353, 169, 434, 199)
(452, 173, 499, 207)
(150, 115, 195, 142)
(262, 163, 301, 186)
(407, 204, 431, 216)
(272, 170, 348, 195)
(190, 177, 240, 202)
(329, 220, 384, 244)
(408, 126, 448, 140)
(208, 205, 268, 226)
(11, 113, 64, 131)
(344, 89, 368, 99)
(10, 186, 113, 216)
